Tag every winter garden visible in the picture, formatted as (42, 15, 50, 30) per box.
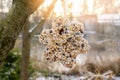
(0, 0, 120, 80)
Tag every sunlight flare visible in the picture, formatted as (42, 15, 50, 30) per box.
(70, 0, 83, 16)
(38, 0, 103, 17)
(54, 0, 63, 16)
(87, 0, 94, 14)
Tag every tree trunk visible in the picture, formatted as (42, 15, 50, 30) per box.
(0, 0, 44, 67)
(20, 1, 57, 79)
(20, 20, 30, 80)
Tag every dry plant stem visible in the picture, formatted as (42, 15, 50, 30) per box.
(79, 70, 114, 80)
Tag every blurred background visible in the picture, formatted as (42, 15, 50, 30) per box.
(0, 0, 120, 80)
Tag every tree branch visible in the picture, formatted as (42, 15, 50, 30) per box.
(20, 19, 31, 80)
(30, 0, 57, 39)
(0, 0, 44, 67)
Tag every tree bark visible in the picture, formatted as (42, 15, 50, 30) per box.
(0, 0, 44, 67)
(20, 19, 30, 80)
(20, 1, 57, 80)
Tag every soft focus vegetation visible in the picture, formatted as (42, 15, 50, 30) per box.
(0, 48, 21, 80)
(0, 48, 34, 80)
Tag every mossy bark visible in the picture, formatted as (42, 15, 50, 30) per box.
(0, 0, 44, 67)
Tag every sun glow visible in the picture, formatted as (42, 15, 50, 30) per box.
(54, 0, 63, 17)
(38, 0, 53, 11)
(87, 0, 94, 14)
(70, 0, 84, 16)
(39, 0, 94, 17)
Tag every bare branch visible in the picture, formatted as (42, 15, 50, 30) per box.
(30, 0, 57, 39)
